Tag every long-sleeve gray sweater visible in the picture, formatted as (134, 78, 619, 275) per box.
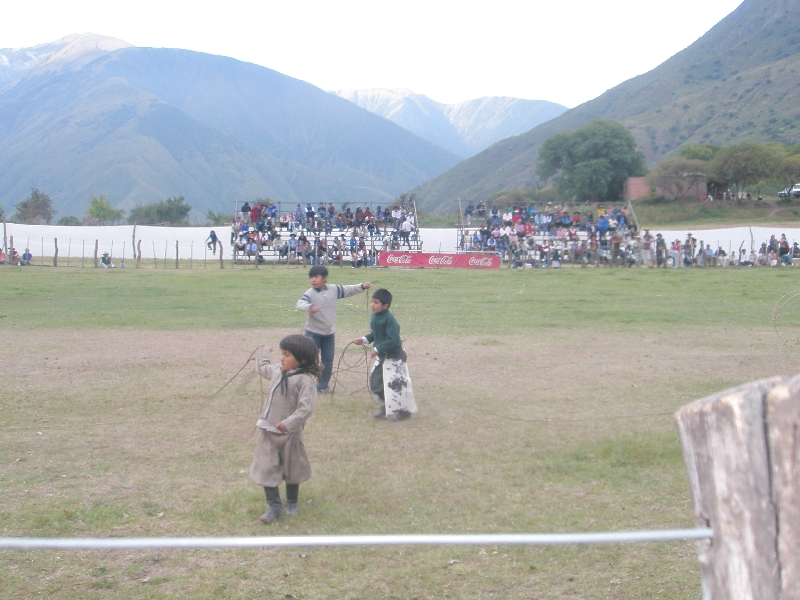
(296, 283, 366, 335)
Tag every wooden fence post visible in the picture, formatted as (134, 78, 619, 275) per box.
(53, 238, 58, 267)
(136, 240, 142, 268)
(175, 240, 179, 269)
(94, 240, 99, 268)
(675, 375, 800, 599)
(219, 243, 224, 269)
(766, 377, 800, 599)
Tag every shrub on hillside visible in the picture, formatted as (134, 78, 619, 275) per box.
(128, 197, 192, 225)
(12, 188, 55, 224)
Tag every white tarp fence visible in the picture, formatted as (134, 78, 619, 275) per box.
(3, 223, 799, 258)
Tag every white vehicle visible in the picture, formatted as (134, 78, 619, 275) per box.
(778, 184, 800, 199)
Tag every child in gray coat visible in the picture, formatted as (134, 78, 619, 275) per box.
(250, 334, 319, 523)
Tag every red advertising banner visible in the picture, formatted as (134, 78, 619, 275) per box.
(379, 252, 501, 269)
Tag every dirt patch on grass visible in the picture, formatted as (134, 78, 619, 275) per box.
(1, 326, 794, 598)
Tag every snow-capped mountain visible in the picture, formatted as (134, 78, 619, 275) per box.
(0, 33, 131, 89)
(332, 88, 567, 157)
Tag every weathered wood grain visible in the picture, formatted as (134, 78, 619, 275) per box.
(676, 377, 783, 600)
(766, 375, 800, 600)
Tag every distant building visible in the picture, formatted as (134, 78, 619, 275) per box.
(624, 177, 650, 201)
(624, 176, 707, 201)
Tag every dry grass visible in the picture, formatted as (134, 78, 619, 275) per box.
(1, 319, 795, 598)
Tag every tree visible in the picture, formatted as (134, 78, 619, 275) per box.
(206, 209, 230, 226)
(772, 155, 800, 200)
(56, 216, 82, 226)
(679, 144, 723, 162)
(85, 194, 125, 225)
(710, 142, 784, 194)
(646, 157, 708, 199)
(127, 197, 192, 225)
(12, 188, 56, 224)
(537, 120, 646, 203)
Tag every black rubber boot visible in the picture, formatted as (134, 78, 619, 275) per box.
(260, 486, 283, 523)
(393, 410, 411, 421)
(285, 484, 299, 515)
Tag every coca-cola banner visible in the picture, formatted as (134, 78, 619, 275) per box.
(379, 252, 501, 269)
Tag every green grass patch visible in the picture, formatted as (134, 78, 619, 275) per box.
(0, 266, 788, 333)
(634, 196, 800, 228)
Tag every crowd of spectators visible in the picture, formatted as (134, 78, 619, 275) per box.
(0, 247, 31, 266)
(460, 201, 800, 268)
(230, 201, 419, 266)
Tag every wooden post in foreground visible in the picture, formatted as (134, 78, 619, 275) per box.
(94, 240, 99, 268)
(53, 238, 58, 267)
(175, 241, 179, 269)
(136, 240, 142, 268)
(219, 243, 224, 269)
(675, 375, 800, 599)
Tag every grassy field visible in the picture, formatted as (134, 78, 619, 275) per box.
(1, 265, 799, 599)
(632, 196, 800, 229)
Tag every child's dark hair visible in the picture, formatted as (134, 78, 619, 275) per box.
(372, 288, 392, 307)
(279, 335, 321, 379)
(308, 265, 328, 278)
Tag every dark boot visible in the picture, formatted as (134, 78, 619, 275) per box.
(373, 405, 386, 419)
(285, 483, 299, 515)
(260, 486, 282, 523)
(393, 410, 411, 421)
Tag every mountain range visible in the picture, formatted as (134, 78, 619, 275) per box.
(414, 0, 800, 213)
(331, 89, 567, 158)
(0, 34, 461, 219)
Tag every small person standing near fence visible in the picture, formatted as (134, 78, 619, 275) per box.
(206, 230, 219, 255)
(250, 335, 319, 524)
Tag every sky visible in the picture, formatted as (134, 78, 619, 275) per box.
(1, 0, 745, 108)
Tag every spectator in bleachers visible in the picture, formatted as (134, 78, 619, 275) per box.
(779, 235, 791, 265)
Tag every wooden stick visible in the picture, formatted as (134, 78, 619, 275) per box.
(136, 240, 142, 269)
(94, 240, 99, 268)
(53, 238, 58, 267)
(219, 242, 224, 269)
(175, 240, 179, 269)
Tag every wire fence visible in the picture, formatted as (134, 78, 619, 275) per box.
(0, 529, 713, 551)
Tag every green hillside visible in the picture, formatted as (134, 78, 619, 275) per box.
(415, 0, 800, 212)
(0, 39, 460, 219)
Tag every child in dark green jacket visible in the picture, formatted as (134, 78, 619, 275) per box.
(353, 288, 417, 421)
